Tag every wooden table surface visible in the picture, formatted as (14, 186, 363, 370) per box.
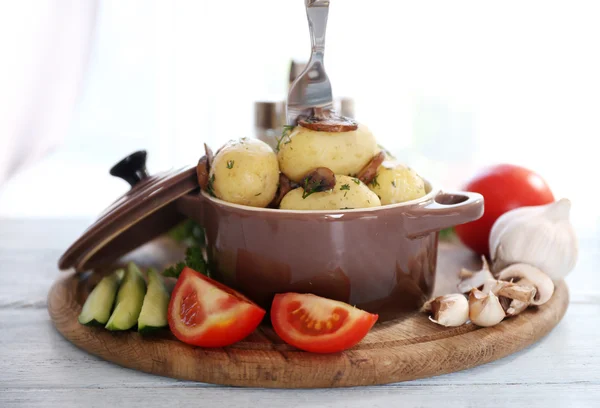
(1, 218, 599, 408)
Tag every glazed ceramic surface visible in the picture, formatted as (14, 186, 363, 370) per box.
(176, 184, 483, 320)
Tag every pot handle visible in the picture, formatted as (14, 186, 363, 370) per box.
(404, 191, 484, 238)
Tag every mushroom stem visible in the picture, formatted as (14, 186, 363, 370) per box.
(497, 264, 554, 306)
(497, 283, 536, 304)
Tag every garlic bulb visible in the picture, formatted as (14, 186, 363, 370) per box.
(489, 198, 578, 281)
(422, 294, 469, 327)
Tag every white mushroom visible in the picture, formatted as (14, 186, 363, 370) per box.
(478, 275, 537, 317)
(497, 264, 554, 306)
(458, 257, 494, 293)
(468, 288, 505, 327)
(422, 294, 469, 327)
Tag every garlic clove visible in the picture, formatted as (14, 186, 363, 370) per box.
(478, 277, 537, 318)
(468, 289, 505, 327)
(489, 198, 578, 281)
(423, 294, 469, 327)
(497, 264, 554, 306)
(457, 256, 494, 293)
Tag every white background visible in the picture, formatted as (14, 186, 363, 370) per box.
(0, 0, 596, 236)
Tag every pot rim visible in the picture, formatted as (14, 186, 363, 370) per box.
(199, 180, 439, 215)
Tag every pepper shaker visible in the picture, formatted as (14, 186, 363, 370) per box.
(254, 101, 286, 150)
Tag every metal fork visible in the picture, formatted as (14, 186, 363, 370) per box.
(287, 0, 333, 125)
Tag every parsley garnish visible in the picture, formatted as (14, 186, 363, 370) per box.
(227, 160, 234, 169)
(370, 175, 380, 188)
(168, 219, 205, 247)
(352, 178, 360, 185)
(255, 192, 261, 196)
(302, 176, 317, 199)
(391, 180, 397, 187)
(163, 247, 207, 278)
(340, 184, 350, 191)
(207, 174, 216, 197)
(276, 125, 295, 152)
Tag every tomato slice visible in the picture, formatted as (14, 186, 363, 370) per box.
(168, 267, 265, 347)
(270, 293, 378, 353)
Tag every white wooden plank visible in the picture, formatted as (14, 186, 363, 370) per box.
(1, 218, 599, 407)
(2, 383, 599, 408)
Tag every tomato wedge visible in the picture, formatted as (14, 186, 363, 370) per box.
(168, 267, 265, 347)
(271, 293, 378, 353)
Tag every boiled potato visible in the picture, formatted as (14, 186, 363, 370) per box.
(368, 161, 427, 205)
(277, 125, 378, 183)
(280, 175, 381, 210)
(210, 138, 279, 207)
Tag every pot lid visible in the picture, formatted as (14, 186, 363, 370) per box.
(58, 150, 199, 272)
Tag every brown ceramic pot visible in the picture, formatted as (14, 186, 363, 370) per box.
(176, 184, 483, 320)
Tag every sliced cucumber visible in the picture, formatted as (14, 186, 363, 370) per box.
(138, 268, 170, 334)
(105, 262, 146, 331)
(78, 269, 124, 326)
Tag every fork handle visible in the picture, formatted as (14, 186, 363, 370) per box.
(306, 0, 329, 56)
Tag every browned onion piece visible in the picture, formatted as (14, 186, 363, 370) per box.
(357, 151, 386, 185)
(196, 155, 210, 191)
(302, 167, 336, 198)
(204, 143, 214, 168)
(298, 113, 358, 132)
(270, 173, 295, 208)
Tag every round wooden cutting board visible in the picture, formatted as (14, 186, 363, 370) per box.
(48, 241, 569, 388)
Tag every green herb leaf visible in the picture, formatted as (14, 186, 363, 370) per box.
(276, 125, 295, 152)
(352, 178, 361, 185)
(163, 247, 207, 279)
(391, 180, 397, 187)
(184, 246, 207, 274)
(207, 174, 216, 197)
(226, 160, 234, 169)
(167, 219, 206, 247)
(439, 227, 455, 241)
(340, 184, 350, 191)
(370, 175, 380, 188)
(163, 262, 186, 278)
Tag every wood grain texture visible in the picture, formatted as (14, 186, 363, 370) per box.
(47, 243, 569, 388)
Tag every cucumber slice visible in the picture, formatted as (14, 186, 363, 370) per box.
(138, 268, 170, 334)
(78, 269, 124, 326)
(105, 262, 147, 331)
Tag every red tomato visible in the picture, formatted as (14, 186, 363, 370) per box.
(455, 164, 554, 256)
(271, 293, 378, 353)
(168, 267, 265, 347)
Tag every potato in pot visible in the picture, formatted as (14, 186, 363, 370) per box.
(368, 161, 427, 205)
(210, 138, 279, 207)
(277, 125, 378, 183)
(280, 175, 381, 210)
